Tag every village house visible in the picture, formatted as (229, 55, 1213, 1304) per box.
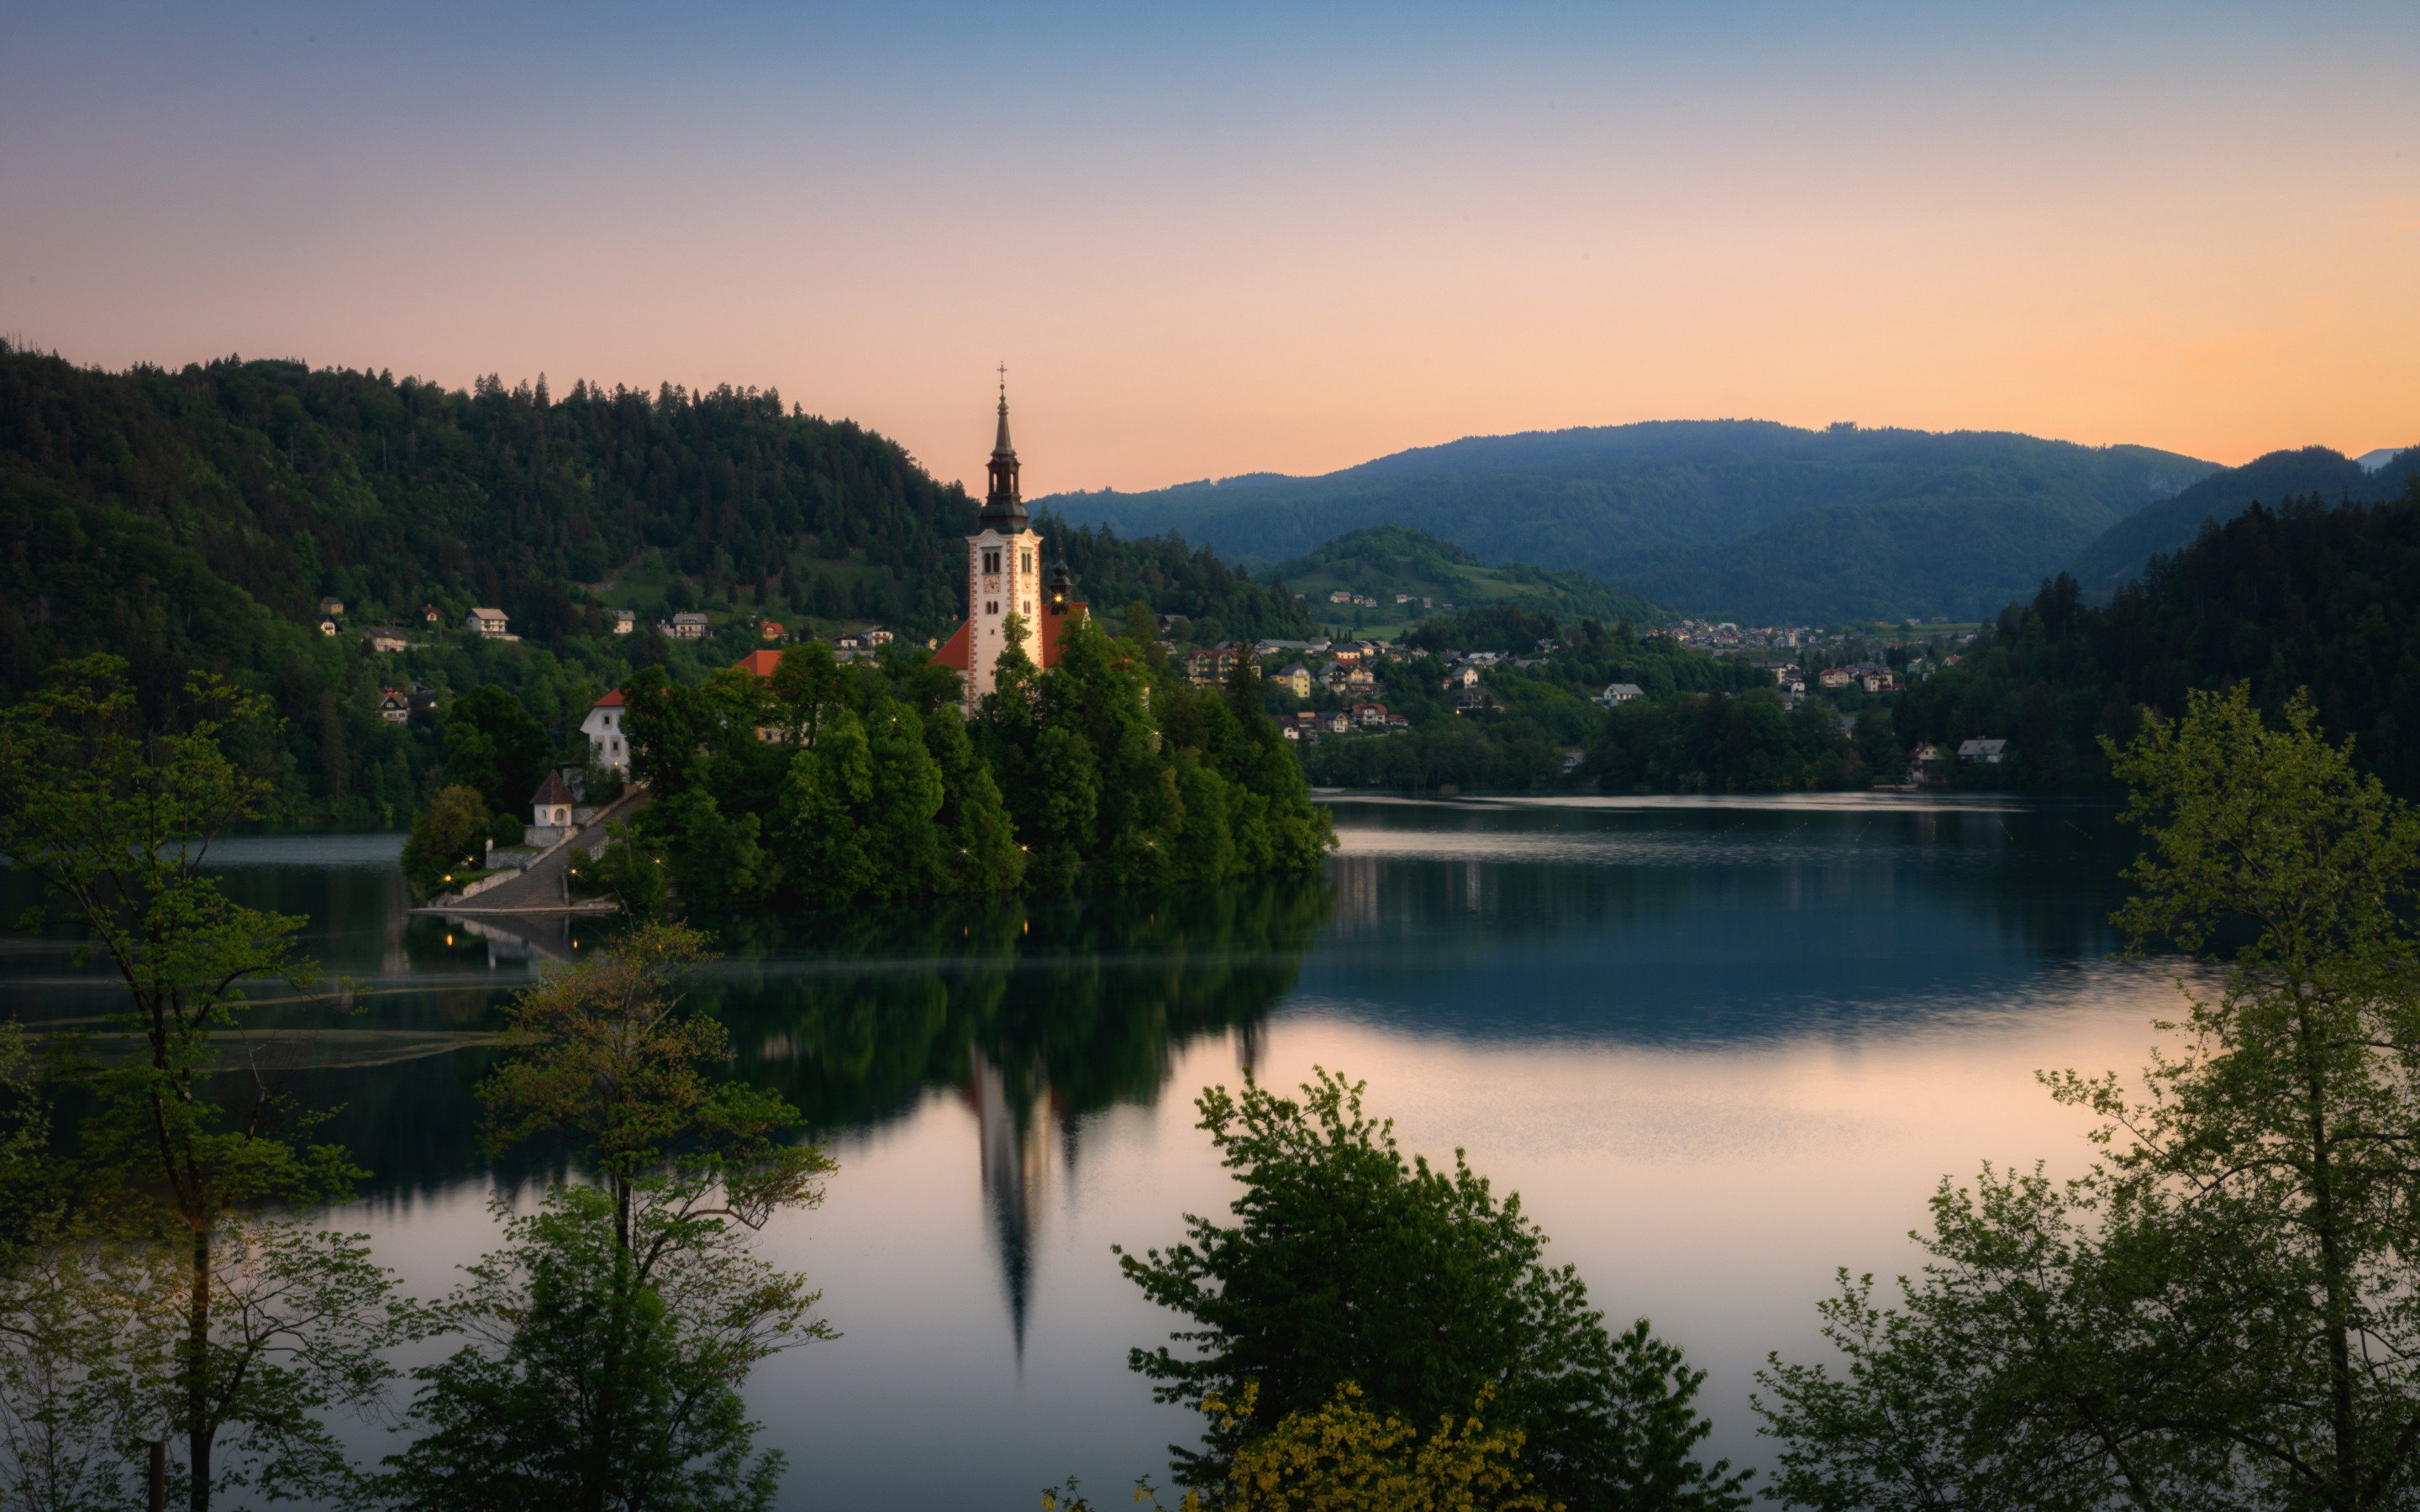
(581, 689, 631, 776)
(1818, 666, 1854, 690)
(318, 618, 338, 637)
(1321, 711, 1350, 733)
(318, 596, 344, 617)
(1956, 737, 2008, 765)
(1444, 664, 1481, 690)
(667, 612, 709, 640)
(1278, 664, 1312, 698)
(864, 626, 894, 645)
(421, 603, 442, 627)
(760, 620, 785, 642)
(466, 606, 509, 638)
(377, 687, 411, 723)
(1186, 644, 1243, 688)
(1910, 742, 1948, 784)
(367, 628, 409, 654)
(1597, 682, 1644, 707)
(1562, 749, 1586, 774)
(1350, 702, 1388, 728)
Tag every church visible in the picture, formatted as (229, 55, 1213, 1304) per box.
(932, 381, 1088, 711)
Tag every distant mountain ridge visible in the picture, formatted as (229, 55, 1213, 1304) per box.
(2065, 444, 2420, 597)
(1042, 420, 2220, 624)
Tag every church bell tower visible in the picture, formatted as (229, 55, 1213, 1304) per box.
(963, 373, 1046, 708)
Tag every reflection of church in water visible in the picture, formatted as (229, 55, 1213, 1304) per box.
(960, 1046, 1062, 1358)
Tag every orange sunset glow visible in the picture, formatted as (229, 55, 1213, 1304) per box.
(3, 2, 2413, 489)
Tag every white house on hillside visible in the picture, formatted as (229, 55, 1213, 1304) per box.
(583, 689, 630, 776)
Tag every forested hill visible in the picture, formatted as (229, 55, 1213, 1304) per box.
(2063, 444, 2420, 597)
(1040, 420, 2221, 624)
(1265, 524, 1666, 638)
(1896, 476, 2420, 795)
(0, 341, 1313, 826)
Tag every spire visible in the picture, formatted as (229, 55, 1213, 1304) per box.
(980, 365, 1028, 532)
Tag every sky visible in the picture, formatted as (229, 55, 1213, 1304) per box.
(3, 0, 2416, 495)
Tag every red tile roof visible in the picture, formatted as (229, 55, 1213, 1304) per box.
(733, 649, 784, 678)
(934, 621, 971, 671)
(592, 688, 625, 708)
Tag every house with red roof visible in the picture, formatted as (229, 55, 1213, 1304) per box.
(581, 688, 629, 776)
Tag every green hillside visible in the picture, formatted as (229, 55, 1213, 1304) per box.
(1040, 420, 2221, 624)
(1896, 477, 2420, 796)
(2064, 444, 2420, 597)
(0, 342, 1311, 827)
(1261, 524, 1667, 638)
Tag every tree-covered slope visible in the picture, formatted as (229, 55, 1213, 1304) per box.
(1263, 524, 1666, 638)
(2064, 444, 2420, 597)
(0, 342, 1313, 825)
(1042, 421, 2219, 623)
(1897, 477, 2420, 795)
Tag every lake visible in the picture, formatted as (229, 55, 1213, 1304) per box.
(1, 795, 2187, 1508)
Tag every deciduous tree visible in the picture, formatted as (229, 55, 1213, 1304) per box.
(1118, 1069, 1748, 1512)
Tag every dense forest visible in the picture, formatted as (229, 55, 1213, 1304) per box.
(1047, 419, 2223, 623)
(2065, 444, 2417, 596)
(571, 615, 1334, 909)
(1896, 477, 2420, 795)
(0, 342, 1312, 827)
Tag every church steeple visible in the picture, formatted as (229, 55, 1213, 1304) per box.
(980, 367, 1027, 531)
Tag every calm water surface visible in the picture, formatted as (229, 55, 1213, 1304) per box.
(2, 795, 2188, 1508)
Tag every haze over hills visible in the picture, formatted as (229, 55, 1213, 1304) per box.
(2065, 444, 2420, 598)
(1040, 420, 2221, 625)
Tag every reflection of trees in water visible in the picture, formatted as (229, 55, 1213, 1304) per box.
(1323, 800, 2144, 965)
(694, 875, 1332, 1353)
(696, 874, 1333, 1135)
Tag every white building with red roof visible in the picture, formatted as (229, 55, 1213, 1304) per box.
(581, 688, 630, 776)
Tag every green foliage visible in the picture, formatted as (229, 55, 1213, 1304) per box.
(1895, 480, 2420, 795)
(377, 1187, 790, 1512)
(1274, 524, 1666, 637)
(1756, 685, 2420, 1512)
(1302, 619, 1774, 793)
(441, 685, 552, 818)
(564, 818, 669, 911)
(1047, 420, 2223, 622)
(404, 925, 836, 1508)
(0, 654, 409, 1509)
(2066, 444, 2418, 596)
(0, 342, 1310, 824)
(1118, 1069, 1749, 1512)
(1036, 513, 1318, 648)
(620, 615, 1328, 906)
(1586, 690, 1879, 794)
(400, 785, 492, 895)
(1046, 1381, 1555, 1512)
